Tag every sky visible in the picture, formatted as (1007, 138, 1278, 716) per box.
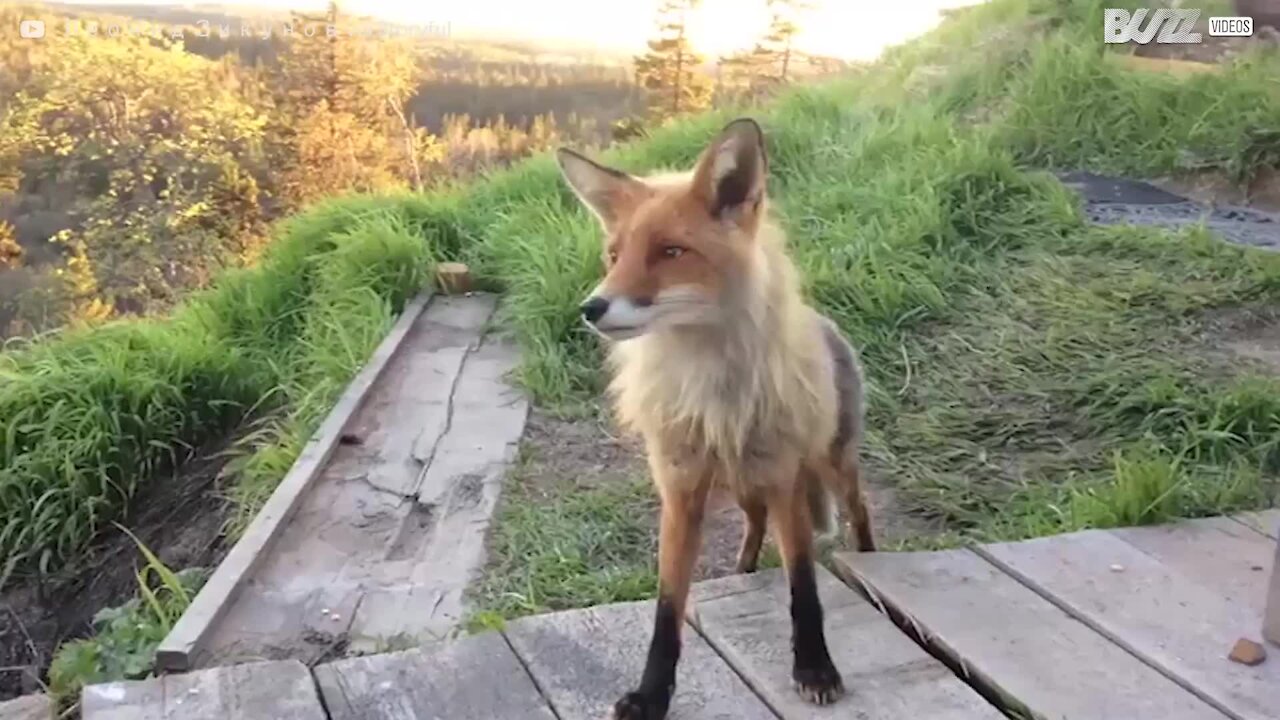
(62, 1, 986, 61)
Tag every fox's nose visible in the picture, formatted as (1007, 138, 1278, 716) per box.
(580, 297, 609, 324)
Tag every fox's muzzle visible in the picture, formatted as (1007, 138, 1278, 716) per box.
(579, 292, 654, 340)
(580, 296, 609, 324)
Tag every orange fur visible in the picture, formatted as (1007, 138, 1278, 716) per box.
(557, 118, 874, 548)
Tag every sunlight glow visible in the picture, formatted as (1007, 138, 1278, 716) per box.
(66, 0, 985, 61)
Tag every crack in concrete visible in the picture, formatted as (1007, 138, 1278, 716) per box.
(409, 334, 486, 501)
(345, 472, 415, 502)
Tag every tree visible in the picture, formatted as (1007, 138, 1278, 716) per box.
(270, 3, 441, 205)
(763, 0, 812, 83)
(721, 0, 814, 90)
(634, 0, 713, 122)
(1, 29, 269, 318)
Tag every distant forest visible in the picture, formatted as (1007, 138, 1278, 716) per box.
(0, 0, 846, 338)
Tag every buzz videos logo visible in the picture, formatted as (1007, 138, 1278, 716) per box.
(1104, 8, 1255, 44)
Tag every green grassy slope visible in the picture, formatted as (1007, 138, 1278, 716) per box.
(464, 0, 1280, 618)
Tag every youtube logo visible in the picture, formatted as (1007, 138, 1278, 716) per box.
(19, 19, 45, 39)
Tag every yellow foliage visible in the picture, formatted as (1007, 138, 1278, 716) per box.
(0, 1, 638, 337)
(68, 297, 113, 327)
(0, 221, 20, 270)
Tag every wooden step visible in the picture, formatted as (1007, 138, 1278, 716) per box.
(689, 566, 1003, 719)
(503, 599, 775, 720)
(316, 632, 555, 720)
(0, 694, 51, 720)
(978, 522, 1280, 720)
(833, 547, 1230, 719)
(310, 567, 1005, 719)
(81, 660, 325, 720)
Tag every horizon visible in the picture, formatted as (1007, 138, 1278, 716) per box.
(47, 0, 986, 61)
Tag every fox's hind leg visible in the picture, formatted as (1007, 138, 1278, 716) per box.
(818, 315, 875, 551)
(839, 458, 876, 552)
(811, 454, 875, 552)
(734, 494, 767, 574)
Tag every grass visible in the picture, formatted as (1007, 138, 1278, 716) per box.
(0, 201, 432, 582)
(3, 0, 1280, 642)
(465, 0, 1280, 621)
(878, 224, 1280, 542)
(465, 442, 660, 631)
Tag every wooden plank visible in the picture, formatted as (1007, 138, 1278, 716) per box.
(689, 566, 1002, 719)
(1110, 516, 1274, 617)
(1232, 509, 1280, 539)
(314, 631, 556, 720)
(503, 600, 776, 720)
(81, 660, 325, 720)
(435, 262, 473, 294)
(1236, 508, 1280, 646)
(1264, 532, 1280, 645)
(0, 694, 51, 720)
(979, 529, 1280, 720)
(157, 292, 434, 672)
(345, 327, 529, 652)
(203, 295, 508, 664)
(832, 549, 1225, 720)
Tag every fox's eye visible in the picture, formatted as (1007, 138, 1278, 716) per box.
(606, 250, 618, 264)
(662, 246, 686, 259)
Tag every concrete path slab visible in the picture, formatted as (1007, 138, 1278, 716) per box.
(172, 293, 527, 667)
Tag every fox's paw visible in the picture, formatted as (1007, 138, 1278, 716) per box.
(793, 663, 845, 706)
(608, 691, 669, 720)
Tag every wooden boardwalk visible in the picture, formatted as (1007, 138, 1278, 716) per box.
(156, 293, 530, 671)
(76, 511, 1280, 720)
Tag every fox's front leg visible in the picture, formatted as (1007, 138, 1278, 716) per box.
(611, 460, 710, 720)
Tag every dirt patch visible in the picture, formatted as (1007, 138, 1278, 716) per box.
(515, 406, 925, 582)
(0, 442, 235, 701)
(1202, 304, 1280, 375)
(1152, 167, 1280, 215)
(1229, 326, 1280, 372)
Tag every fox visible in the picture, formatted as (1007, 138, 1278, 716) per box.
(555, 117, 876, 720)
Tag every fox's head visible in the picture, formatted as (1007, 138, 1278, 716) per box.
(556, 117, 769, 341)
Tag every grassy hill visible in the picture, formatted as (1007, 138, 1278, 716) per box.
(5, 0, 1280, 702)
(463, 0, 1280, 622)
(6, 0, 1280, 582)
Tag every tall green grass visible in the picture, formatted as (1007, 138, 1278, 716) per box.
(0, 201, 430, 581)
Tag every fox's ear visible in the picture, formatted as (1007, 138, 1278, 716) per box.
(556, 148, 645, 229)
(691, 117, 768, 222)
